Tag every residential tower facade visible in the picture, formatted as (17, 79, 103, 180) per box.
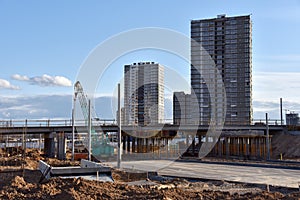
(124, 62, 164, 126)
(191, 14, 252, 125)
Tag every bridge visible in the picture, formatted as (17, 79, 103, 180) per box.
(0, 119, 285, 135)
(0, 118, 287, 160)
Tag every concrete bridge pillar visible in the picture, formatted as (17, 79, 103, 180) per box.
(57, 132, 66, 160)
(166, 138, 169, 158)
(185, 133, 189, 149)
(137, 138, 141, 153)
(237, 137, 240, 157)
(256, 137, 260, 158)
(44, 132, 55, 158)
(218, 138, 222, 157)
(132, 137, 136, 153)
(146, 138, 149, 152)
(127, 136, 131, 154)
(246, 137, 249, 158)
(122, 135, 126, 153)
(226, 137, 229, 159)
(192, 135, 195, 156)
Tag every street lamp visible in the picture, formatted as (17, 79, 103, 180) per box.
(72, 89, 78, 161)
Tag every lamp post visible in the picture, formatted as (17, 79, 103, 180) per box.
(280, 98, 283, 126)
(266, 113, 270, 160)
(117, 83, 122, 168)
(88, 99, 92, 161)
(72, 93, 77, 161)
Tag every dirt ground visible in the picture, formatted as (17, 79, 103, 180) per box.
(0, 162, 300, 199)
(0, 169, 300, 200)
(1, 146, 300, 199)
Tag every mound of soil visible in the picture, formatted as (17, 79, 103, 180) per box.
(272, 132, 300, 159)
(112, 169, 148, 183)
(0, 169, 299, 200)
(0, 156, 25, 167)
(44, 158, 80, 167)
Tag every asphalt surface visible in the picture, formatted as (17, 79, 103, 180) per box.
(110, 160, 300, 188)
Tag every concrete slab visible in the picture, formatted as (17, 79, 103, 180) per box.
(60, 174, 113, 182)
(39, 160, 112, 182)
(38, 160, 51, 181)
(51, 166, 110, 176)
(127, 180, 157, 186)
(108, 160, 300, 188)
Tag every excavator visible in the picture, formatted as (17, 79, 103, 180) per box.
(73, 81, 114, 160)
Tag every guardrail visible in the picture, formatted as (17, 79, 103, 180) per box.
(0, 119, 118, 128)
(0, 118, 284, 128)
(252, 119, 284, 126)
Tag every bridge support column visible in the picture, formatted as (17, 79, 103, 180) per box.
(218, 138, 222, 157)
(137, 138, 140, 153)
(127, 136, 131, 154)
(237, 137, 240, 157)
(57, 132, 66, 160)
(243, 138, 247, 157)
(44, 132, 55, 158)
(192, 135, 195, 156)
(245, 137, 249, 159)
(185, 133, 189, 149)
(256, 137, 260, 158)
(122, 135, 126, 153)
(166, 138, 169, 158)
(132, 137, 136, 153)
(226, 137, 229, 159)
(258, 137, 262, 158)
(151, 138, 155, 154)
(250, 137, 253, 158)
(232, 137, 235, 157)
(146, 138, 149, 153)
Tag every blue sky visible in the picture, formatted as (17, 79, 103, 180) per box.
(0, 0, 300, 119)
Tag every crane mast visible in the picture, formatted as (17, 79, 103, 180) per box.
(74, 81, 113, 159)
(74, 81, 95, 121)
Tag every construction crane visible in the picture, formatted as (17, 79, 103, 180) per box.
(74, 81, 114, 159)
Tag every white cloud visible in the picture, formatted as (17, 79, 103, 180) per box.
(11, 74, 29, 81)
(0, 94, 298, 124)
(0, 79, 20, 90)
(51, 75, 72, 87)
(12, 74, 72, 87)
(253, 54, 300, 72)
(271, 54, 300, 62)
(0, 104, 33, 113)
(253, 72, 300, 102)
(253, 100, 300, 120)
(0, 95, 70, 119)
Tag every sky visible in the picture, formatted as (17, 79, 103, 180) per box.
(0, 0, 300, 120)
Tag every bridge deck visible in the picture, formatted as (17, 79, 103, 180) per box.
(0, 124, 284, 135)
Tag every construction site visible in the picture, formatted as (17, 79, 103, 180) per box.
(0, 81, 300, 199)
(1, 130, 300, 199)
(3, 0, 300, 195)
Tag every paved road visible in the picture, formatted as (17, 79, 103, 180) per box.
(110, 160, 300, 188)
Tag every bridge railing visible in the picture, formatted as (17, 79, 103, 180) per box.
(252, 119, 284, 126)
(0, 118, 284, 128)
(0, 119, 71, 127)
(0, 119, 119, 128)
